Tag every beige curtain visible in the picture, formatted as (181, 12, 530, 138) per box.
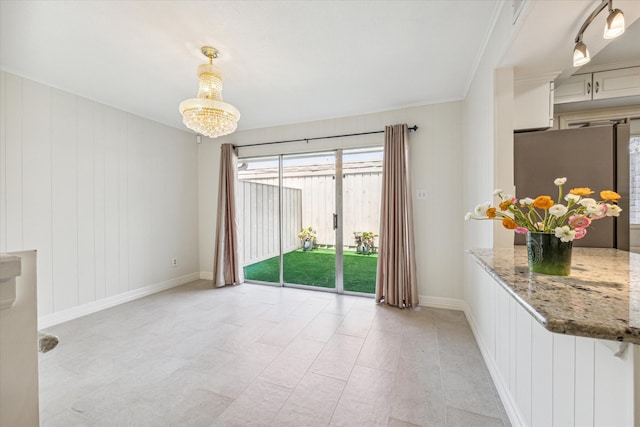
(376, 124, 418, 307)
(213, 143, 244, 287)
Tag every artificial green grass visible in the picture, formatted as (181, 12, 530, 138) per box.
(243, 248, 377, 294)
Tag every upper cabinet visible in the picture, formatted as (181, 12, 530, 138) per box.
(554, 74, 592, 104)
(514, 75, 556, 132)
(555, 66, 640, 104)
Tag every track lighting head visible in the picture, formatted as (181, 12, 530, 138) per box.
(573, 41, 590, 67)
(604, 7, 625, 39)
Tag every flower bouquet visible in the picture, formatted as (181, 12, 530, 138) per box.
(465, 177, 621, 275)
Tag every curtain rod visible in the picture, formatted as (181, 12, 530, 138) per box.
(235, 125, 419, 149)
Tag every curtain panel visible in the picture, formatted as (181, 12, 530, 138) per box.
(376, 124, 418, 307)
(213, 143, 244, 287)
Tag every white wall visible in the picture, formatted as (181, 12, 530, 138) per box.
(462, 2, 514, 253)
(198, 102, 465, 303)
(0, 71, 200, 324)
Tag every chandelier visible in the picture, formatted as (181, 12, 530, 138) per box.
(179, 46, 240, 138)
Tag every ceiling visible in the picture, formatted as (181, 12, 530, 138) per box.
(502, 0, 640, 80)
(0, 0, 501, 132)
(1, 1, 639, 134)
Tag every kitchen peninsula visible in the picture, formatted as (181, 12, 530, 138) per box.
(471, 247, 640, 344)
(465, 247, 639, 427)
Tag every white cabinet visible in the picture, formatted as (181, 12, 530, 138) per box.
(555, 66, 640, 104)
(593, 67, 640, 99)
(514, 76, 554, 131)
(554, 74, 592, 104)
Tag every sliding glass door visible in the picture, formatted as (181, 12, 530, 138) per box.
(282, 152, 336, 290)
(238, 156, 282, 285)
(342, 148, 383, 294)
(238, 147, 382, 295)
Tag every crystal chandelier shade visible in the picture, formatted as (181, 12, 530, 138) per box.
(179, 47, 240, 139)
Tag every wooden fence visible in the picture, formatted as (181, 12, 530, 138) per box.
(237, 182, 301, 266)
(238, 169, 381, 265)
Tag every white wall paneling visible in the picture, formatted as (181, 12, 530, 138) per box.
(574, 337, 595, 427)
(52, 89, 79, 311)
(21, 78, 54, 317)
(0, 71, 199, 323)
(77, 97, 96, 305)
(552, 334, 575, 427)
(530, 320, 552, 427)
(3, 73, 23, 252)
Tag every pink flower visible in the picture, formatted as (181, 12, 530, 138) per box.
(568, 215, 591, 229)
(514, 227, 528, 234)
(574, 228, 587, 240)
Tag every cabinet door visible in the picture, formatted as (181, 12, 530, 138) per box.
(514, 79, 554, 131)
(593, 66, 640, 100)
(554, 74, 592, 104)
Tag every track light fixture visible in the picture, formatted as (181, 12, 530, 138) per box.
(604, 5, 625, 39)
(573, 39, 590, 67)
(573, 0, 625, 67)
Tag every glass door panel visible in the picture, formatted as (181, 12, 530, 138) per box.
(342, 148, 383, 294)
(282, 152, 336, 289)
(237, 156, 281, 285)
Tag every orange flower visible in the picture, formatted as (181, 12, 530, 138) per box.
(600, 190, 621, 203)
(533, 195, 554, 210)
(486, 208, 497, 218)
(570, 187, 594, 196)
(499, 200, 511, 211)
(502, 217, 517, 230)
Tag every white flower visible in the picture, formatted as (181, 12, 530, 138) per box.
(464, 212, 474, 220)
(501, 193, 514, 201)
(548, 204, 568, 217)
(564, 194, 580, 203)
(606, 205, 622, 217)
(554, 177, 567, 186)
(492, 189, 503, 196)
(474, 202, 491, 216)
(578, 198, 597, 207)
(555, 226, 576, 242)
(585, 204, 602, 215)
(520, 197, 534, 205)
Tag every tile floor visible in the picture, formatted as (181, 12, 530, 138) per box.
(38, 280, 511, 427)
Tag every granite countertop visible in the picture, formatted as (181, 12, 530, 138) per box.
(469, 247, 640, 345)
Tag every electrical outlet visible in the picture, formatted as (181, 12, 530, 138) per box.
(416, 189, 427, 199)
(171, 258, 178, 267)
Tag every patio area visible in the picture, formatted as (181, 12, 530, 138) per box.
(244, 249, 378, 294)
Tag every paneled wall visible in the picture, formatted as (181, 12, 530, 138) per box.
(0, 71, 199, 321)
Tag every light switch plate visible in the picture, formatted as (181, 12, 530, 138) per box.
(416, 189, 427, 199)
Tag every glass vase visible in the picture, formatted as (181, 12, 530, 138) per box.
(526, 232, 573, 276)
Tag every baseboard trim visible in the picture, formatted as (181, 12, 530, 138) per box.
(418, 295, 466, 311)
(463, 303, 526, 427)
(38, 272, 201, 329)
(200, 271, 213, 280)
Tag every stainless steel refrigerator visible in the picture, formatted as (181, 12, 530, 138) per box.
(513, 123, 630, 249)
